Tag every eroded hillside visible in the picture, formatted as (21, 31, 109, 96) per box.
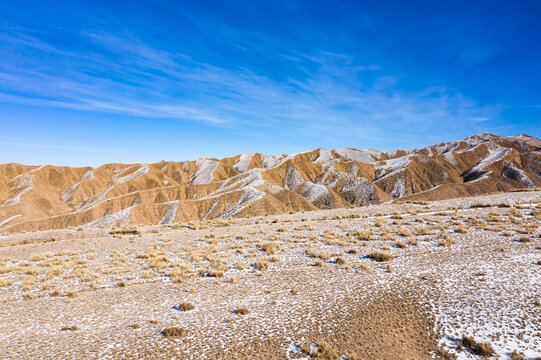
(1, 133, 540, 232)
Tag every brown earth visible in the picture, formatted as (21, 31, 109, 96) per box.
(1, 133, 540, 233)
(0, 191, 539, 359)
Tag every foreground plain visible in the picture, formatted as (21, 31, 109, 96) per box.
(0, 191, 540, 359)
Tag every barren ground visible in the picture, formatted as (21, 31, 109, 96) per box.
(0, 191, 540, 359)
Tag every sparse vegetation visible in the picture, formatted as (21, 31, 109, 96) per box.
(234, 307, 249, 315)
(304, 341, 339, 360)
(162, 327, 187, 338)
(110, 228, 139, 236)
(395, 240, 407, 249)
(366, 251, 393, 262)
(255, 259, 269, 271)
(0, 188, 539, 358)
(61, 325, 79, 331)
(177, 302, 195, 311)
(510, 350, 525, 360)
(461, 335, 495, 358)
(258, 242, 280, 254)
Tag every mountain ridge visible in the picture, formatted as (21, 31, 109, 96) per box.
(1, 133, 540, 233)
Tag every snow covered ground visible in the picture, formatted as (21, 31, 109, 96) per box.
(0, 191, 539, 359)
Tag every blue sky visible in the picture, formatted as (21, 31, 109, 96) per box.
(0, 0, 540, 166)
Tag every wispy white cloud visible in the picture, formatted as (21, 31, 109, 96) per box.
(0, 140, 120, 153)
(0, 28, 503, 146)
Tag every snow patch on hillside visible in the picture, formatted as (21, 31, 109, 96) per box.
(158, 201, 179, 224)
(285, 166, 330, 204)
(443, 152, 457, 165)
(83, 207, 133, 227)
(191, 159, 218, 185)
(2, 175, 34, 207)
(0, 214, 22, 228)
(62, 170, 94, 202)
(218, 186, 266, 218)
(313, 149, 335, 164)
(112, 164, 149, 186)
(75, 165, 148, 212)
(335, 148, 377, 164)
(375, 155, 411, 180)
(260, 155, 281, 169)
(462, 146, 510, 183)
(470, 147, 509, 174)
(233, 152, 255, 173)
(501, 161, 535, 188)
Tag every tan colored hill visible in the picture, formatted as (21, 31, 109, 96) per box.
(1, 133, 540, 233)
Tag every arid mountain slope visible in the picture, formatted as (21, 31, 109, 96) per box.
(1, 133, 540, 232)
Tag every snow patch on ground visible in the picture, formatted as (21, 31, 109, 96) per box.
(340, 175, 377, 205)
(470, 147, 509, 174)
(202, 169, 265, 201)
(317, 164, 376, 206)
(6, 165, 43, 185)
(260, 154, 282, 169)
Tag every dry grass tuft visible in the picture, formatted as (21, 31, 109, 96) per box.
(255, 259, 269, 271)
(0, 278, 12, 287)
(366, 251, 393, 262)
(351, 229, 374, 240)
(162, 327, 187, 338)
(110, 227, 139, 235)
(234, 307, 250, 315)
(435, 347, 457, 360)
(308, 341, 339, 360)
(510, 351, 525, 360)
(177, 302, 195, 311)
(397, 227, 412, 237)
(454, 225, 467, 233)
(170, 264, 191, 283)
(258, 242, 280, 254)
(61, 325, 79, 331)
(395, 240, 408, 249)
(461, 335, 495, 358)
